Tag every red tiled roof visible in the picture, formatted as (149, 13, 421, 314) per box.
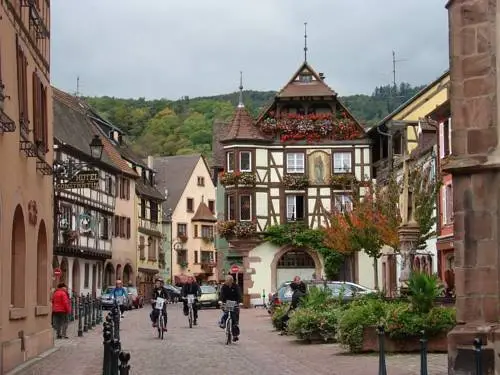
(277, 62, 336, 98)
(220, 106, 270, 143)
(191, 202, 217, 222)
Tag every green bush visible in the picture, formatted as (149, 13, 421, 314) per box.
(271, 304, 289, 331)
(407, 272, 443, 313)
(336, 298, 387, 352)
(301, 285, 338, 308)
(287, 306, 338, 342)
(424, 306, 456, 337)
(384, 303, 426, 340)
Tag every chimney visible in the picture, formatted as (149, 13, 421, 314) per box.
(319, 73, 325, 80)
(147, 156, 154, 169)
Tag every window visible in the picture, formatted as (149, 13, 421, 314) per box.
(32, 72, 48, 153)
(227, 152, 235, 172)
(333, 152, 352, 173)
(201, 251, 214, 264)
(286, 195, 305, 221)
(101, 217, 109, 239)
(105, 176, 113, 194)
(148, 237, 156, 261)
(186, 198, 194, 212)
(16, 39, 28, 138)
(227, 195, 235, 220)
(287, 153, 305, 173)
(239, 151, 251, 172)
(240, 195, 252, 221)
(194, 251, 199, 264)
(114, 216, 119, 237)
(177, 250, 187, 265)
(177, 223, 187, 236)
(84, 263, 90, 288)
(120, 217, 126, 238)
(440, 119, 451, 158)
(334, 194, 352, 212)
(299, 73, 312, 83)
(140, 199, 146, 218)
(443, 184, 453, 224)
(277, 250, 315, 267)
(194, 225, 198, 238)
(208, 200, 215, 214)
(201, 225, 214, 238)
(393, 133, 403, 155)
(150, 201, 159, 223)
(197, 177, 205, 186)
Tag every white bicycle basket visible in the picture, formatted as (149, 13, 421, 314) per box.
(155, 297, 165, 310)
(225, 300, 237, 312)
(187, 294, 195, 304)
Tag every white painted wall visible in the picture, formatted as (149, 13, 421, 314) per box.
(248, 242, 279, 306)
(357, 251, 375, 289)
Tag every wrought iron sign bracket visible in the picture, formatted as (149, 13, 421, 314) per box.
(19, 140, 38, 157)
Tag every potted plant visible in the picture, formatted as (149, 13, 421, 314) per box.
(238, 172, 257, 186)
(283, 174, 309, 190)
(178, 234, 188, 243)
(216, 220, 237, 239)
(329, 174, 357, 189)
(62, 228, 78, 244)
(180, 261, 188, 269)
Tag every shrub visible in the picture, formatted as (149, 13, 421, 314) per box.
(424, 306, 456, 337)
(407, 272, 443, 313)
(384, 303, 426, 340)
(271, 304, 289, 331)
(288, 307, 338, 342)
(301, 285, 336, 308)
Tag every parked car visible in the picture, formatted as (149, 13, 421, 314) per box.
(198, 285, 219, 309)
(126, 286, 144, 309)
(164, 284, 181, 303)
(100, 286, 132, 310)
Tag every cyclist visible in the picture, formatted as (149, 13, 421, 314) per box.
(112, 279, 128, 318)
(150, 278, 169, 329)
(181, 276, 201, 325)
(218, 275, 243, 342)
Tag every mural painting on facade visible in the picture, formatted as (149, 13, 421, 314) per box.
(308, 151, 330, 185)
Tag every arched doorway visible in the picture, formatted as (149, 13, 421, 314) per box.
(116, 264, 122, 282)
(72, 259, 80, 294)
(60, 258, 69, 286)
(11, 205, 26, 308)
(274, 248, 318, 288)
(52, 256, 60, 289)
(36, 221, 48, 306)
(123, 264, 133, 286)
(104, 262, 115, 287)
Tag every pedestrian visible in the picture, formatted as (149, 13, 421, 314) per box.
(52, 282, 71, 339)
(280, 276, 307, 335)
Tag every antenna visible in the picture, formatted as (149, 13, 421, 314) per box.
(388, 50, 408, 112)
(75, 76, 80, 97)
(237, 71, 244, 108)
(392, 50, 408, 88)
(303, 22, 308, 62)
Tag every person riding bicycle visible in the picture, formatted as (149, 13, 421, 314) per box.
(150, 278, 169, 329)
(218, 275, 243, 342)
(181, 276, 201, 325)
(112, 279, 128, 318)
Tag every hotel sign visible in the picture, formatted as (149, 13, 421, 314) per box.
(55, 170, 99, 190)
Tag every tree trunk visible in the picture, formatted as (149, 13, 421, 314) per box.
(373, 257, 379, 290)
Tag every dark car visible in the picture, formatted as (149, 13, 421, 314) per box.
(126, 286, 144, 309)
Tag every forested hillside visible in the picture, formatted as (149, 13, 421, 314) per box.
(84, 82, 425, 161)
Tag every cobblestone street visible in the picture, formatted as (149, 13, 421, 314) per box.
(13, 305, 448, 375)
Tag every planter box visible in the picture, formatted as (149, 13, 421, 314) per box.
(361, 326, 448, 353)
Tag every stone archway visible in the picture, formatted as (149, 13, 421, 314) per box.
(104, 262, 115, 288)
(116, 264, 122, 282)
(60, 257, 69, 286)
(11, 204, 26, 308)
(36, 220, 48, 306)
(270, 246, 322, 290)
(72, 259, 81, 294)
(123, 264, 134, 286)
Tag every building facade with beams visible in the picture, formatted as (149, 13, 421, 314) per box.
(213, 62, 373, 306)
(52, 88, 138, 297)
(0, 1, 53, 372)
(151, 155, 218, 285)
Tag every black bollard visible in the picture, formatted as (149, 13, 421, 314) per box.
(83, 294, 89, 332)
(97, 299, 102, 324)
(91, 295, 96, 328)
(420, 330, 428, 375)
(377, 325, 387, 375)
(78, 295, 84, 337)
(103, 324, 113, 375)
(111, 338, 121, 375)
(474, 337, 483, 375)
(74, 293, 79, 320)
(118, 351, 131, 375)
(112, 302, 120, 341)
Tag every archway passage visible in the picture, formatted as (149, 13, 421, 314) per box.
(104, 262, 115, 288)
(37, 221, 48, 305)
(72, 259, 80, 294)
(52, 256, 60, 289)
(123, 264, 134, 286)
(276, 249, 316, 287)
(116, 264, 122, 282)
(60, 258, 69, 286)
(11, 205, 26, 308)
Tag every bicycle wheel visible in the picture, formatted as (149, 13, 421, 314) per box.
(157, 314, 162, 339)
(160, 315, 165, 340)
(226, 317, 232, 345)
(188, 307, 193, 328)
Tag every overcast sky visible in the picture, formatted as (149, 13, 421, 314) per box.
(50, 0, 449, 100)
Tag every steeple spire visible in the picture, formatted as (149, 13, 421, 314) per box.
(237, 71, 244, 108)
(303, 22, 308, 62)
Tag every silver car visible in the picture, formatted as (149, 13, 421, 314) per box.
(100, 287, 132, 310)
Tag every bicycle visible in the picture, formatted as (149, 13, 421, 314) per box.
(153, 297, 167, 339)
(222, 300, 238, 345)
(186, 294, 195, 328)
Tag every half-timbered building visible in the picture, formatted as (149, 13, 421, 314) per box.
(214, 62, 373, 305)
(52, 88, 137, 297)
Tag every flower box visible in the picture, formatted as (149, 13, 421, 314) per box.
(361, 326, 447, 353)
(259, 112, 363, 143)
(329, 174, 357, 189)
(178, 234, 188, 243)
(216, 220, 257, 240)
(219, 172, 256, 187)
(62, 230, 78, 244)
(283, 174, 309, 190)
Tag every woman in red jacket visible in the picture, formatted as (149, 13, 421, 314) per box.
(52, 283, 71, 339)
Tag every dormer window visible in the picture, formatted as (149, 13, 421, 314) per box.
(299, 73, 312, 83)
(150, 172, 155, 187)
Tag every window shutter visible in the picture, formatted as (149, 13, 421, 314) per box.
(126, 179, 130, 200)
(441, 187, 447, 224)
(126, 218, 131, 239)
(448, 117, 452, 155)
(439, 122, 445, 159)
(114, 216, 119, 237)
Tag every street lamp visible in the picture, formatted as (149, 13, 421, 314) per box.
(89, 135, 104, 160)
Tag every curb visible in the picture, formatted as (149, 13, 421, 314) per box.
(5, 346, 60, 375)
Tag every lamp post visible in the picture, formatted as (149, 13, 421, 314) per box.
(53, 135, 105, 293)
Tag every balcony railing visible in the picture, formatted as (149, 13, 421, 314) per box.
(138, 218, 161, 233)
